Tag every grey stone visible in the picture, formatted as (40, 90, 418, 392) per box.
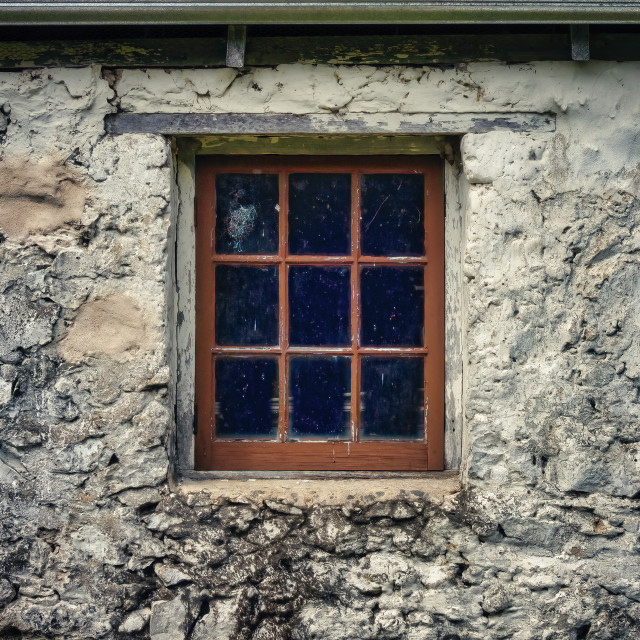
(218, 503, 260, 533)
(0, 578, 16, 606)
(190, 595, 241, 640)
(0, 379, 12, 406)
(149, 596, 188, 640)
(264, 499, 304, 515)
(120, 607, 151, 633)
(145, 511, 183, 532)
(481, 585, 512, 614)
(154, 562, 193, 586)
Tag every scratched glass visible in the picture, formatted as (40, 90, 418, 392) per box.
(288, 173, 351, 255)
(360, 174, 424, 256)
(360, 357, 424, 440)
(215, 265, 278, 345)
(215, 174, 279, 254)
(289, 266, 350, 346)
(288, 356, 351, 440)
(215, 358, 279, 439)
(360, 266, 424, 346)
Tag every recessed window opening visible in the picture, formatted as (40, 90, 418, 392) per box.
(195, 156, 444, 470)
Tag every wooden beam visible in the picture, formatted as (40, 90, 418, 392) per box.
(180, 469, 459, 480)
(2, 32, 640, 69)
(226, 25, 246, 68)
(105, 112, 556, 136)
(246, 33, 569, 65)
(0, 37, 227, 68)
(193, 134, 447, 155)
(571, 25, 590, 61)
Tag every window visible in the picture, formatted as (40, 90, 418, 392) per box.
(194, 156, 444, 470)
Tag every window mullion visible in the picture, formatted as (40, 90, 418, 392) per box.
(278, 170, 289, 443)
(351, 170, 361, 444)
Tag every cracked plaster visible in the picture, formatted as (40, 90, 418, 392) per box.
(0, 61, 639, 639)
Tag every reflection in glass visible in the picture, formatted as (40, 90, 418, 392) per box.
(289, 266, 350, 346)
(215, 174, 279, 254)
(361, 174, 424, 256)
(289, 357, 351, 440)
(289, 173, 351, 255)
(361, 357, 423, 440)
(215, 358, 278, 439)
(361, 266, 423, 346)
(215, 265, 278, 345)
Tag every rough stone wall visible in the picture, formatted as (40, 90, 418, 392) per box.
(1, 61, 640, 639)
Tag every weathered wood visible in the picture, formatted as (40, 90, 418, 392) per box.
(592, 33, 640, 60)
(571, 25, 590, 61)
(2, 33, 640, 69)
(195, 134, 446, 155)
(246, 33, 569, 65)
(106, 112, 556, 136)
(0, 37, 226, 68)
(444, 159, 464, 471)
(181, 469, 459, 480)
(226, 25, 246, 68)
(176, 150, 197, 472)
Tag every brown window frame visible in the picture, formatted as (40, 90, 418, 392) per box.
(195, 155, 444, 471)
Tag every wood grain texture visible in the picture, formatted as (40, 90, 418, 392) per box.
(245, 34, 569, 65)
(195, 135, 446, 156)
(203, 442, 430, 471)
(3, 33, 640, 69)
(106, 112, 556, 136)
(176, 153, 198, 471)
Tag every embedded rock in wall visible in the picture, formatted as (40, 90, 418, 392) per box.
(1, 61, 640, 640)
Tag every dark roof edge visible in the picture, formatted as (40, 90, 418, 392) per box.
(1, 2, 640, 25)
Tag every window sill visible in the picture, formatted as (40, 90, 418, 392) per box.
(174, 470, 459, 506)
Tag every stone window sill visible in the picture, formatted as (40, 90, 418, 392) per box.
(174, 470, 459, 506)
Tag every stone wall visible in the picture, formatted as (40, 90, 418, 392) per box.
(1, 61, 640, 639)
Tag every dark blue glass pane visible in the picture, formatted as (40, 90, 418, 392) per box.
(289, 266, 350, 346)
(215, 174, 279, 254)
(215, 358, 278, 439)
(361, 357, 424, 440)
(361, 267, 423, 346)
(289, 357, 351, 440)
(289, 173, 351, 255)
(361, 174, 424, 256)
(215, 265, 278, 345)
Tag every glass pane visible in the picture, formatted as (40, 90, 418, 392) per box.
(361, 266, 423, 347)
(289, 266, 350, 346)
(215, 358, 278, 439)
(288, 357, 351, 440)
(215, 174, 279, 254)
(361, 174, 424, 256)
(289, 173, 351, 255)
(215, 265, 278, 345)
(361, 357, 424, 440)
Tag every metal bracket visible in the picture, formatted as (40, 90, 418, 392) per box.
(571, 24, 590, 61)
(226, 25, 247, 68)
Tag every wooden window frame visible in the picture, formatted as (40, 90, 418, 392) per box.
(195, 155, 444, 471)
